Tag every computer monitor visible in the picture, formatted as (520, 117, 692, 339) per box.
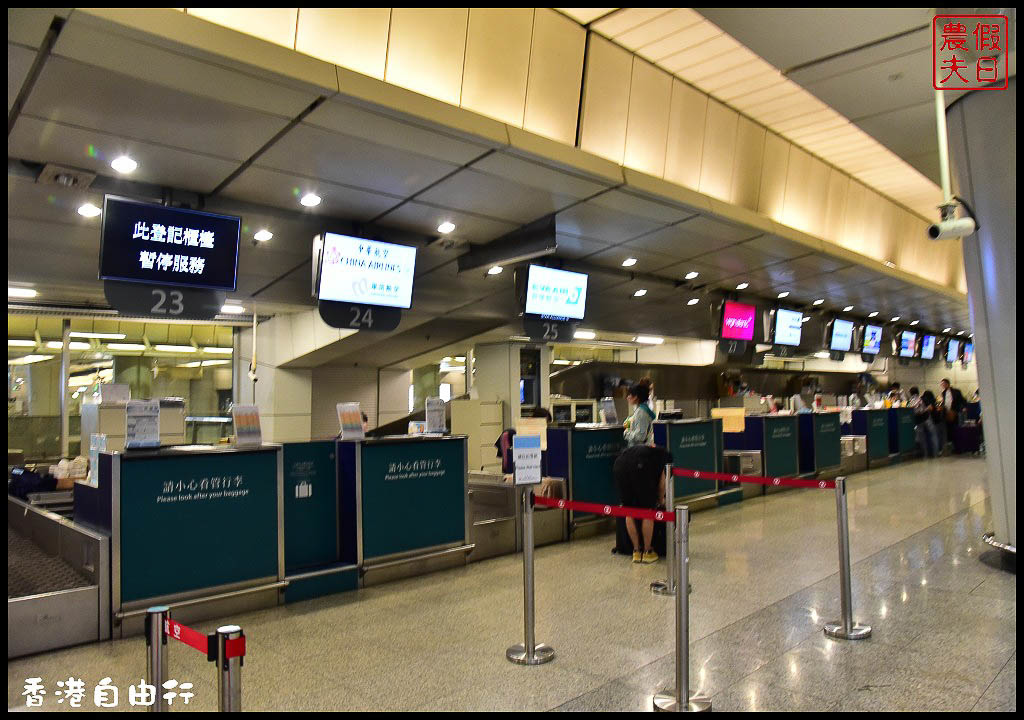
(829, 318, 855, 352)
(861, 324, 883, 354)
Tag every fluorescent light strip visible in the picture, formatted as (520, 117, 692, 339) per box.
(154, 344, 197, 353)
(45, 341, 90, 350)
(70, 332, 126, 340)
(107, 343, 147, 351)
(8, 287, 37, 298)
(202, 347, 233, 354)
(574, 330, 597, 340)
(8, 339, 36, 347)
(634, 335, 664, 345)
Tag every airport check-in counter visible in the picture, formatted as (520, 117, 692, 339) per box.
(798, 412, 843, 478)
(724, 414, 801, 493)
(653, 418, 745, 509)
(850, 409, 891, 467)
(467, 472, 567, 561)
(888, 407, 918, 458)
(546, 425, 625, 536)
(75, 445, 284, 637)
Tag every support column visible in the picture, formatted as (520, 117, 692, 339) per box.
(945, 77, 1016, 548)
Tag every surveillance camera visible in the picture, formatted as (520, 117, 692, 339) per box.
(927, 217, 976, 240)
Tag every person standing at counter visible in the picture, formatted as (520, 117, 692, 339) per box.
(938, 379, 966, 453)
(613, 444, 671, 564)
(909, 387, 939, 458)
(623, 383, 655, 447)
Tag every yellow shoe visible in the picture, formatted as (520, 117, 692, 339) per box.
(642, 551, 658, 564)
(632, 551, 642, 563)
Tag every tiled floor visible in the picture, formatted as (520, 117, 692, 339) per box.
(8, 455, 1015, 712)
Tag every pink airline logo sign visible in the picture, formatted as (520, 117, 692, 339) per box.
(722, 301, 756, 341)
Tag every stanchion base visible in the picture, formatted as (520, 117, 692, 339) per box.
(653, 691, 712, 712)
(650, 580, 676, 596)
(506, 643, 555, 665)
(823, 622, 872, 640)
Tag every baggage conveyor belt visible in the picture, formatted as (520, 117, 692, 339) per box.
(8, 526, 91, 599)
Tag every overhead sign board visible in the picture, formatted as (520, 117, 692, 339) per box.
(524, 265, 587, 320)
(318, 232, 416, 309)
(100, 196, 240, 291)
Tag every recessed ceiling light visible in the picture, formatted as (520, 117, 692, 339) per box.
(910, 320, 919, 326)
(814, 351, 831, 359)
(634, 335, 664, 345)
(812, 299, 824, 306)
(487, 266, 503, 275)
(891, 316, 901, 322)
(441, 356, 453, 363)
(70, 332, 126, 340)
(801, 316, 811, 323)
(574, 330, 596, 340)
(77, 203, 102, 218)
(883, 260, 896, 269)
(633, 289, 647, 297)
(300, 193, 322, 207)
(684, 271, 699, 280)
(843, 306, 854, 312)
(454, 356, 466, 362)
(254, 229, 273, 242)
(942, 327, 952, 333)
(956, 330, 965, 336)
(437, 221, 456, 234)
(736, 282, 749, 290)
(621, 258, 638, 267)
(220, 304, 245, 314)
(110, 155, 138, 174)
(777, 291, 790, 298)
(687, 298, 699, 306)
(868, 311, 879, 318)
(8, 287, 37, 298)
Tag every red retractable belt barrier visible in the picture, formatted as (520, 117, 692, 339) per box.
(671, 467, 836, 490)
(164, 619, 246, 659)
(533, 494, 675, 523)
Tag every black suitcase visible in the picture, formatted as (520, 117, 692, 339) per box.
(612, 513, 668, 556)
(952, 424, 982, 454)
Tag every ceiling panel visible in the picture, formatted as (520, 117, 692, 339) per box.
(256, 122, 462, 198)
(590, 188, 695, 225)
(687, 244, 789, 276)
(471, 151, 611, 199)
(9, 117, 239, 194)
(581, 245, 680, 273)
(555, 201, 666, 243)
(552, 232, 614, 259)
(416, 168, 581, 224)
(22, 57, 290, 162)
(220, 166, 400, 222)
(8, 43, 35, 112)
(374, 200, 518, 242)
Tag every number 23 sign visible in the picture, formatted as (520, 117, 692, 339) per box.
(104, 280, 224, 320)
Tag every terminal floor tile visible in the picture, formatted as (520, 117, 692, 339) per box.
(8, 456, 1015, 712)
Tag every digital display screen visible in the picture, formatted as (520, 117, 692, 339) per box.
(830, 319, 855, 352)
(963, 342, 973, 363)
(946, 339, 960, 362)
(773, 308, 803, 346)
(524, 265, 588, 320)
(318, 232, 417, 308)
(862, 324, 883, 354)
(99, 196, 240, 291)
(721, 301, 757, 341)
(921, 335, 937, 360)
(899, 331, 917, 358)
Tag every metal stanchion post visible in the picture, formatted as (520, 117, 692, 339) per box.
(824, 477, 871, 640)
(654, 505, 710, 712)
(145, 606, 169, 713)
(652, 464, 676, 596)
(216, 625, 243, 711)
(506, 487, 555, 665)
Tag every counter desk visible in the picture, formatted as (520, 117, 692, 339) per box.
(888, 407, 918, 458)
(546, 425, 625, 536)
(75, 444, 284, 637)
(850, 409, 891, 467)
(724, 414, 801, 493)
(798, 412, 843, 477)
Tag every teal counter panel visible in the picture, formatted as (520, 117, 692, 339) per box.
(360, 438, 466, 560)
(570, 428, 625, 508)
(283, 441, 338, 572)
(119, 449, 279, 604)
(665, 420, 720, 498)
(815, 413, 842, 471)
(763, 416, 799, 478)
